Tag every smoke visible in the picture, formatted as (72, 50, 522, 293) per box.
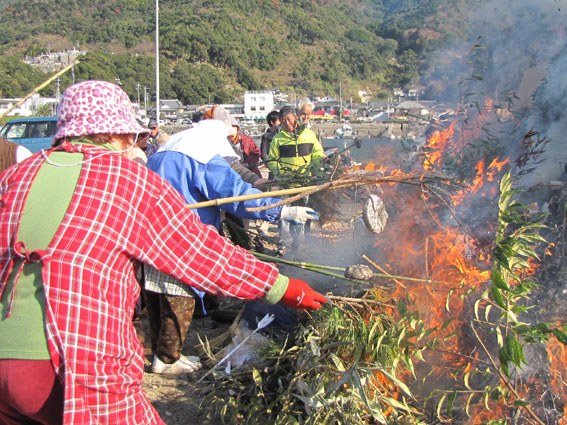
(293, 0, 567, 286)
(426, 0, 567, 186)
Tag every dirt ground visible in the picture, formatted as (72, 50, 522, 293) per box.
(139, 306, 234, 425)
(138, 218, 364, 425)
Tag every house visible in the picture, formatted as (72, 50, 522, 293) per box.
(148, 99, 185, 122)
(394, 100, 430, 120)
(244, 91, 274, 121)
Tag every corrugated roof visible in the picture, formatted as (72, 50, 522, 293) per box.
(397, 100, 427, 109)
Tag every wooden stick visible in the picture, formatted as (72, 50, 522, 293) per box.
(326, 294, 391, 307)
(186, 185, 319, 209)
(425, 237, 430, 280)
(185, 174, 458, 210)
(362, 254, 407, 289)
(0, 61, 79, 119)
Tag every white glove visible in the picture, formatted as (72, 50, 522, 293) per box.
(280, 206, 320, 224)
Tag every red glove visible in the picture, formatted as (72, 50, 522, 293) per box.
(281, 279, 328, 310)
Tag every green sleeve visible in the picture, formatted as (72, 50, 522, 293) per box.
(267, 133, 281, 176)
(264, 273, 289, 304)
(309, 130, 326, 163)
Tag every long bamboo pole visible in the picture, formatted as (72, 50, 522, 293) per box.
(185, 173, 459, 210)
(186, 184, 319, 209)
(185, 177, 359, 209)
(0, 61, 79, 120)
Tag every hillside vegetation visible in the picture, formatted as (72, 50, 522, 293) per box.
(0, 0, 479, 104)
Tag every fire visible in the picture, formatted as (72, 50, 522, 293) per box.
(336, 92, 563, 421)
(451, 157, 511, 205)
(422, 121, 456, 170)
(546, 335, 567, 424)
(486, 157, 510, 181)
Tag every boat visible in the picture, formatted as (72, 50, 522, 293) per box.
(335, 122, 353, 138)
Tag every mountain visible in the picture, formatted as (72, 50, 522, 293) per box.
(0, 0, 480, 104)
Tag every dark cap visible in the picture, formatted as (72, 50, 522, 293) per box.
(148, 118, 158, 128)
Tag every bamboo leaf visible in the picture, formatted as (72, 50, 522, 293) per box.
(397, 300, 408, 317)
(252, 368, 262, 386)
(493, 246, 510, 269)
(552, 329, 567, 345)
(474, 299, 481, 320)
(330, 353, 346, 372)
(465, 392, 475, 416)
(483, 390, 490, 409)
(446, 288, 454, 312)
(496, 326, 503, 346)
(383, 396, 411, 412)
(352, 370, 372, 412)
(507, 334, 525, 365)
(490, 388, 501, 400)
(309, 339, 321, 356)
(441, 318, 453, 330)
(368, 320, 381, 342)
(485, 304, 493, 322)
(447, 391, 457, 418)
(498, 348, 511, 377)
(491, 269, 509, 290)
(437, 394, 447, 419)
(506, 309, 518, 324)
(464, 371, 471, 390)
(491, 285, 506, 309)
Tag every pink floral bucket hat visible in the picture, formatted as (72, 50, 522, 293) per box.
(55, 80, 150, 141)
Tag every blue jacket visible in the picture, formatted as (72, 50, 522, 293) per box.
(147, 150, 282, 229)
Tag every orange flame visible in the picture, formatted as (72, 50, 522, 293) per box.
(423, 122, 456, 170)
(546, 335, 567, 424)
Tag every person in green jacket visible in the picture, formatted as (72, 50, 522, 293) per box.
(267, 106, 326, 253)
(267, 105, 326, 181)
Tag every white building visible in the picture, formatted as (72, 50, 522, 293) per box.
(0, 94, 59, 117)
(243, 90, 274, 121)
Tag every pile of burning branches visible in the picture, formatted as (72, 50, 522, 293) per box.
(198, 289, 428, 425)
(198, 171, 567, 424)
(198, 55, 567, 423)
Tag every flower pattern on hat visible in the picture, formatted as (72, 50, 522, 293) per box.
(55, 80, 150, 140)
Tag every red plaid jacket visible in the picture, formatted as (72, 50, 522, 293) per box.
(0, 143, 278, 424)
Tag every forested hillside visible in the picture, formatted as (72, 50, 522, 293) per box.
(0, 0, 481, 104)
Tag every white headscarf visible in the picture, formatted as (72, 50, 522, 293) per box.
(157, 119, 240, 165)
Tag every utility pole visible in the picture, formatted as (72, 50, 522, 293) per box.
(155, 0, 160, 125)
(136, 82, 141, 106)
(144, 86, 148, 115)
(339, 81, 342, 120)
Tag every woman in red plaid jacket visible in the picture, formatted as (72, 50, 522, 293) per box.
(0, 80, 326, 425)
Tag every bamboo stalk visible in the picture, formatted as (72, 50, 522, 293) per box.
(253, 251, 456, 286)
(246, 175, 428, 213)
(185, 173, 459, 210)
(186, 185, 318, 209)
(0, 61, 79, 120)
(326, 294, 391, 307)
(363, 254, 407, 289)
